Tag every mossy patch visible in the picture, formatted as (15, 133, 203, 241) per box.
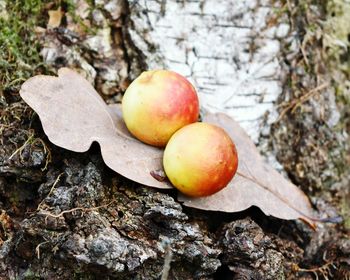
(324, 0, 350, 58)
(324, 0, 350, 132)
(0, 0, 49, 94)
(324, 0, 350, 229)
(271, 0, 350, 231)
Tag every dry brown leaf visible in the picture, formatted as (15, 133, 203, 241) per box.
(20, 68, 319, 224)
(20, 68, 172, 189)
(47, 8, 64, 29)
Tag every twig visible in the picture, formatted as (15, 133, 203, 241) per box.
(39, 200, 116, 223)
(8, 133, 34, 160)
(276, 83, 328, 122)
(7, 130, 51, 170)
(35, 241, 49, 259)
(297, 260, 337, 280)
(286, 0, 294, 30)
(30, 137, 52, 171)
(37, 172, 64, 211)
(300, 41, 310, 67)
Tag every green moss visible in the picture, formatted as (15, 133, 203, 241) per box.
(324, 0, 350, 55)
(0, 0, 49, 93)
(323, 1, 350, 229)
(22, 269, 42, 280)
(324, 0, 350, 127)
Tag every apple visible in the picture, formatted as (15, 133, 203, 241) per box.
(163, 122, 238, 197)
(122, 70, 199, 147)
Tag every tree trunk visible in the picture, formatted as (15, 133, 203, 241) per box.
(0, 0, 349, 279)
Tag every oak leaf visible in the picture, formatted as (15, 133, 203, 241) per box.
(20, 68, 319, 225)
(20, 68, 172, 189)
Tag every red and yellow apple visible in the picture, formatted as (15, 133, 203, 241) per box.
(122, 70, 199, 147)
(163, 122, 238, 197)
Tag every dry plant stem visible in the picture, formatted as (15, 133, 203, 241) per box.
(36, 172, 64, 211)
(7, 130, 51, 169)
(297, 260, 338, 280)
(286, 0, 294, 30)
(35, 241, 49, 259)
(39, 200, 116, 223)
(277, 83, 328, 122)
(300, 41, 310, 67)
(8, 133, 34, 160)
(34, 137, 52, 170)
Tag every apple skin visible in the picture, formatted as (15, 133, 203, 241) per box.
(122, 70, 199, 147)
(163, 122, 238, 197)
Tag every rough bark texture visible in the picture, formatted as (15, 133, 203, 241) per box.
(0, 0, 349, 279)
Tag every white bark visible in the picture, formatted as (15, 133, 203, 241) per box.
(128, 0, 289, 142)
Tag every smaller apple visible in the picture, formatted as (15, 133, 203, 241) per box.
(122, 70, 199, 147)
(163, 122, 238, 197)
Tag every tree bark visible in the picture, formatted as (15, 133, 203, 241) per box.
(0, 0, 349, 279)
